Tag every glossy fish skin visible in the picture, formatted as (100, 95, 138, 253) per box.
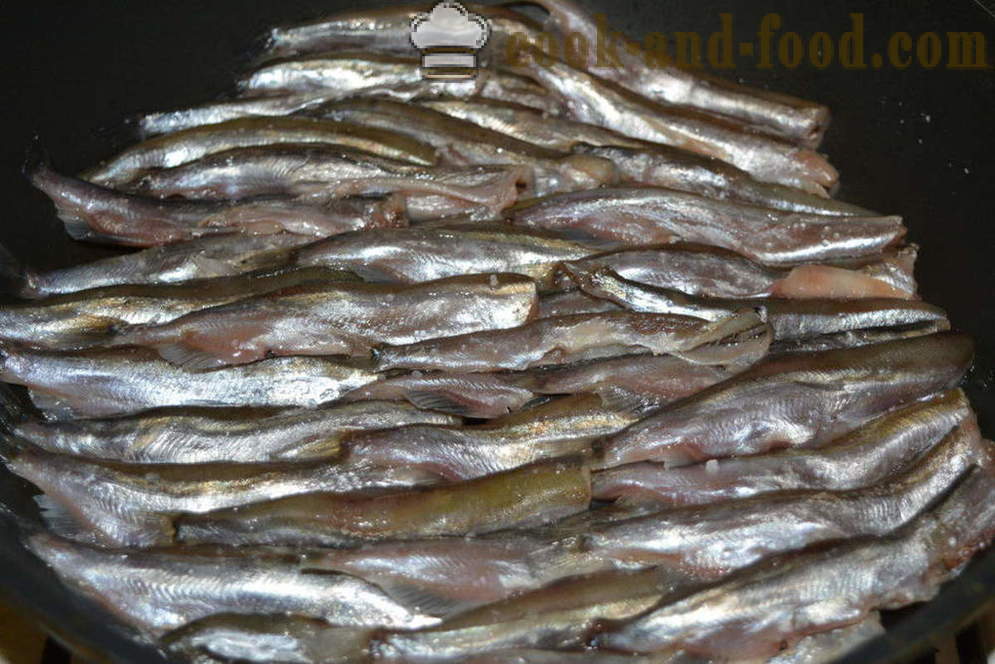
(378, 567, 702, 659)
(85, 117, 439, 187)
(13, 401, 459, 465)
(600, 332, 975, 469)
(562, 266, 948, 342)
(112, 273, 539, 367)
(176, 457, 592, 547)
(513, 53, 836, 194)
(342, 394, 638, 482)
(592, 467, 995, 657)
(583, 420, 988, 577)
(31, 158, 407, 246)
(310, 98, 618, 196)
(0, 345, 378, 419)
(343, 373, 537, 419)
(0, 267, 351, 351)
(134, 144, 530, 219)
(163, 614, 371, 664)
(508, 188, 905, 265)
(767, 614, 885, 664)
(594, 390, 973, 505)
(3, 442, 434, 548)
(558, 244, 916, 300)
(8, 233, 312, 299)
(375, 310, 771, 373)
(537, 290, 622, 319)
(26, 532, 439, 637)
(294, 224, 600, 288)
(530, 0, 830, 146)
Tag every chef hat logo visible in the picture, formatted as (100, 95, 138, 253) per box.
(410, 1, 491, 79)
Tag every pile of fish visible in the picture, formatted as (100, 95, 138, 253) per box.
(1, 1, 992, 663)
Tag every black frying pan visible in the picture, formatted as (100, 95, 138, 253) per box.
(0, 1, 993, 662)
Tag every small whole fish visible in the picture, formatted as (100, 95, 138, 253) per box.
(0, 345, 379, 419)
(31, 157, 407, 246)
(374, 310, 772, 373)
(591, 466, 995, 657)
(599, 332, 974, 468)
(557, 244, 916, 300)
(3, 441, 434, 547)
(594, 390, 974, 505)
(12, 400, 459, 464)
(343, 372, 538, 419)
(175, 457, 592, 547)
(507, 188, 905, 264)
(1, 234, 313, 299)
(85, 116, 440, 188)
(110, 273, 539, 368)
(26, 532, 440, 636)
(342, 394, 638, 482)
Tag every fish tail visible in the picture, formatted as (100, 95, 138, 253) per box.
(0, 243, 41, 299)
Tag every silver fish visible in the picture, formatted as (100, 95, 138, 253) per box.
(175, 456, 592, 547)
(12, 400, 459, 464)
(594, 390, 974, 505)
(767, 614, 885, 664)
(343, 372, 537, 419)
(580, 418, 988, 576)
(342, 394, 638, 482)
(309, 98, 618, 196)
(591, 466, 995, 657)
(110, 273, 538, 368)
(0, 345, 378, 419)
(85, 116, 439, 187)
(374, 310, 771, 373)
(4, 441, 433, 547)
(31, 157, 407, 246)
(600, 332, 974, 468)
(507, 188, 905, 264)
(26, 532, 439, 636)
(557, 244, 917, 300)
(2, 234, 313, 299)
(0, 266, 350, 350)
(513, 53, 836, 194)
(537, 290, 622, 319)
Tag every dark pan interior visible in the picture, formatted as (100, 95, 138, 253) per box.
(0, 1, 993, 662)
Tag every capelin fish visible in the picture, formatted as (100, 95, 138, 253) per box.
(163, 614, 371, 664)
(512, 52, 836, 194)
(85, 117, 439, 188)
(594, 390, 974, 505)
(175, 457, 592, 547)
(30, 157, 407, 246)
(309, 99, 618, 196)
(0, 266, 352, 351)
(537, 290, 622, 319)
(600, 332, 974, 468)
(561, 266, 948, 343)
(557, 244, 916, 300)
(422, 99, 868, 217)
(0, 345, 378, 419)
(133, 144, 531, 220)
(580, 420, 989, 575)
(342, 394, 638, 482)
(343, 372, 537, 419)
(591, 466, 995, 657)
(294, 224, 601, 287)
(507, 188, 904, 264)
(767, 615, 885, 664)
(528, 0, 830, 146)
(378, 567, 703, 660)
(1, 234, 312, 299)
(26, 532, 440, 637)
(3, 441, 435, 548)
(110, 273, 538, 368)
(12, 400, 459, 464)
(375, 309, 771, 373)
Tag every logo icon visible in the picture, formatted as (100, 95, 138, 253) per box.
(411, 1, 491, 80)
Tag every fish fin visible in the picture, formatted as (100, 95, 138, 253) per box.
(595, 386, 664, 418)
(0, 384, 27, 435)
(156, 344, 230, 372)
(57, 214, 107, 243)
(28, 392, 78, 421)
(369, 579, 473, 619)
(34, 494, 92, 543)
(406, 391, 471, 417)
(0, 243, 39, 298)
